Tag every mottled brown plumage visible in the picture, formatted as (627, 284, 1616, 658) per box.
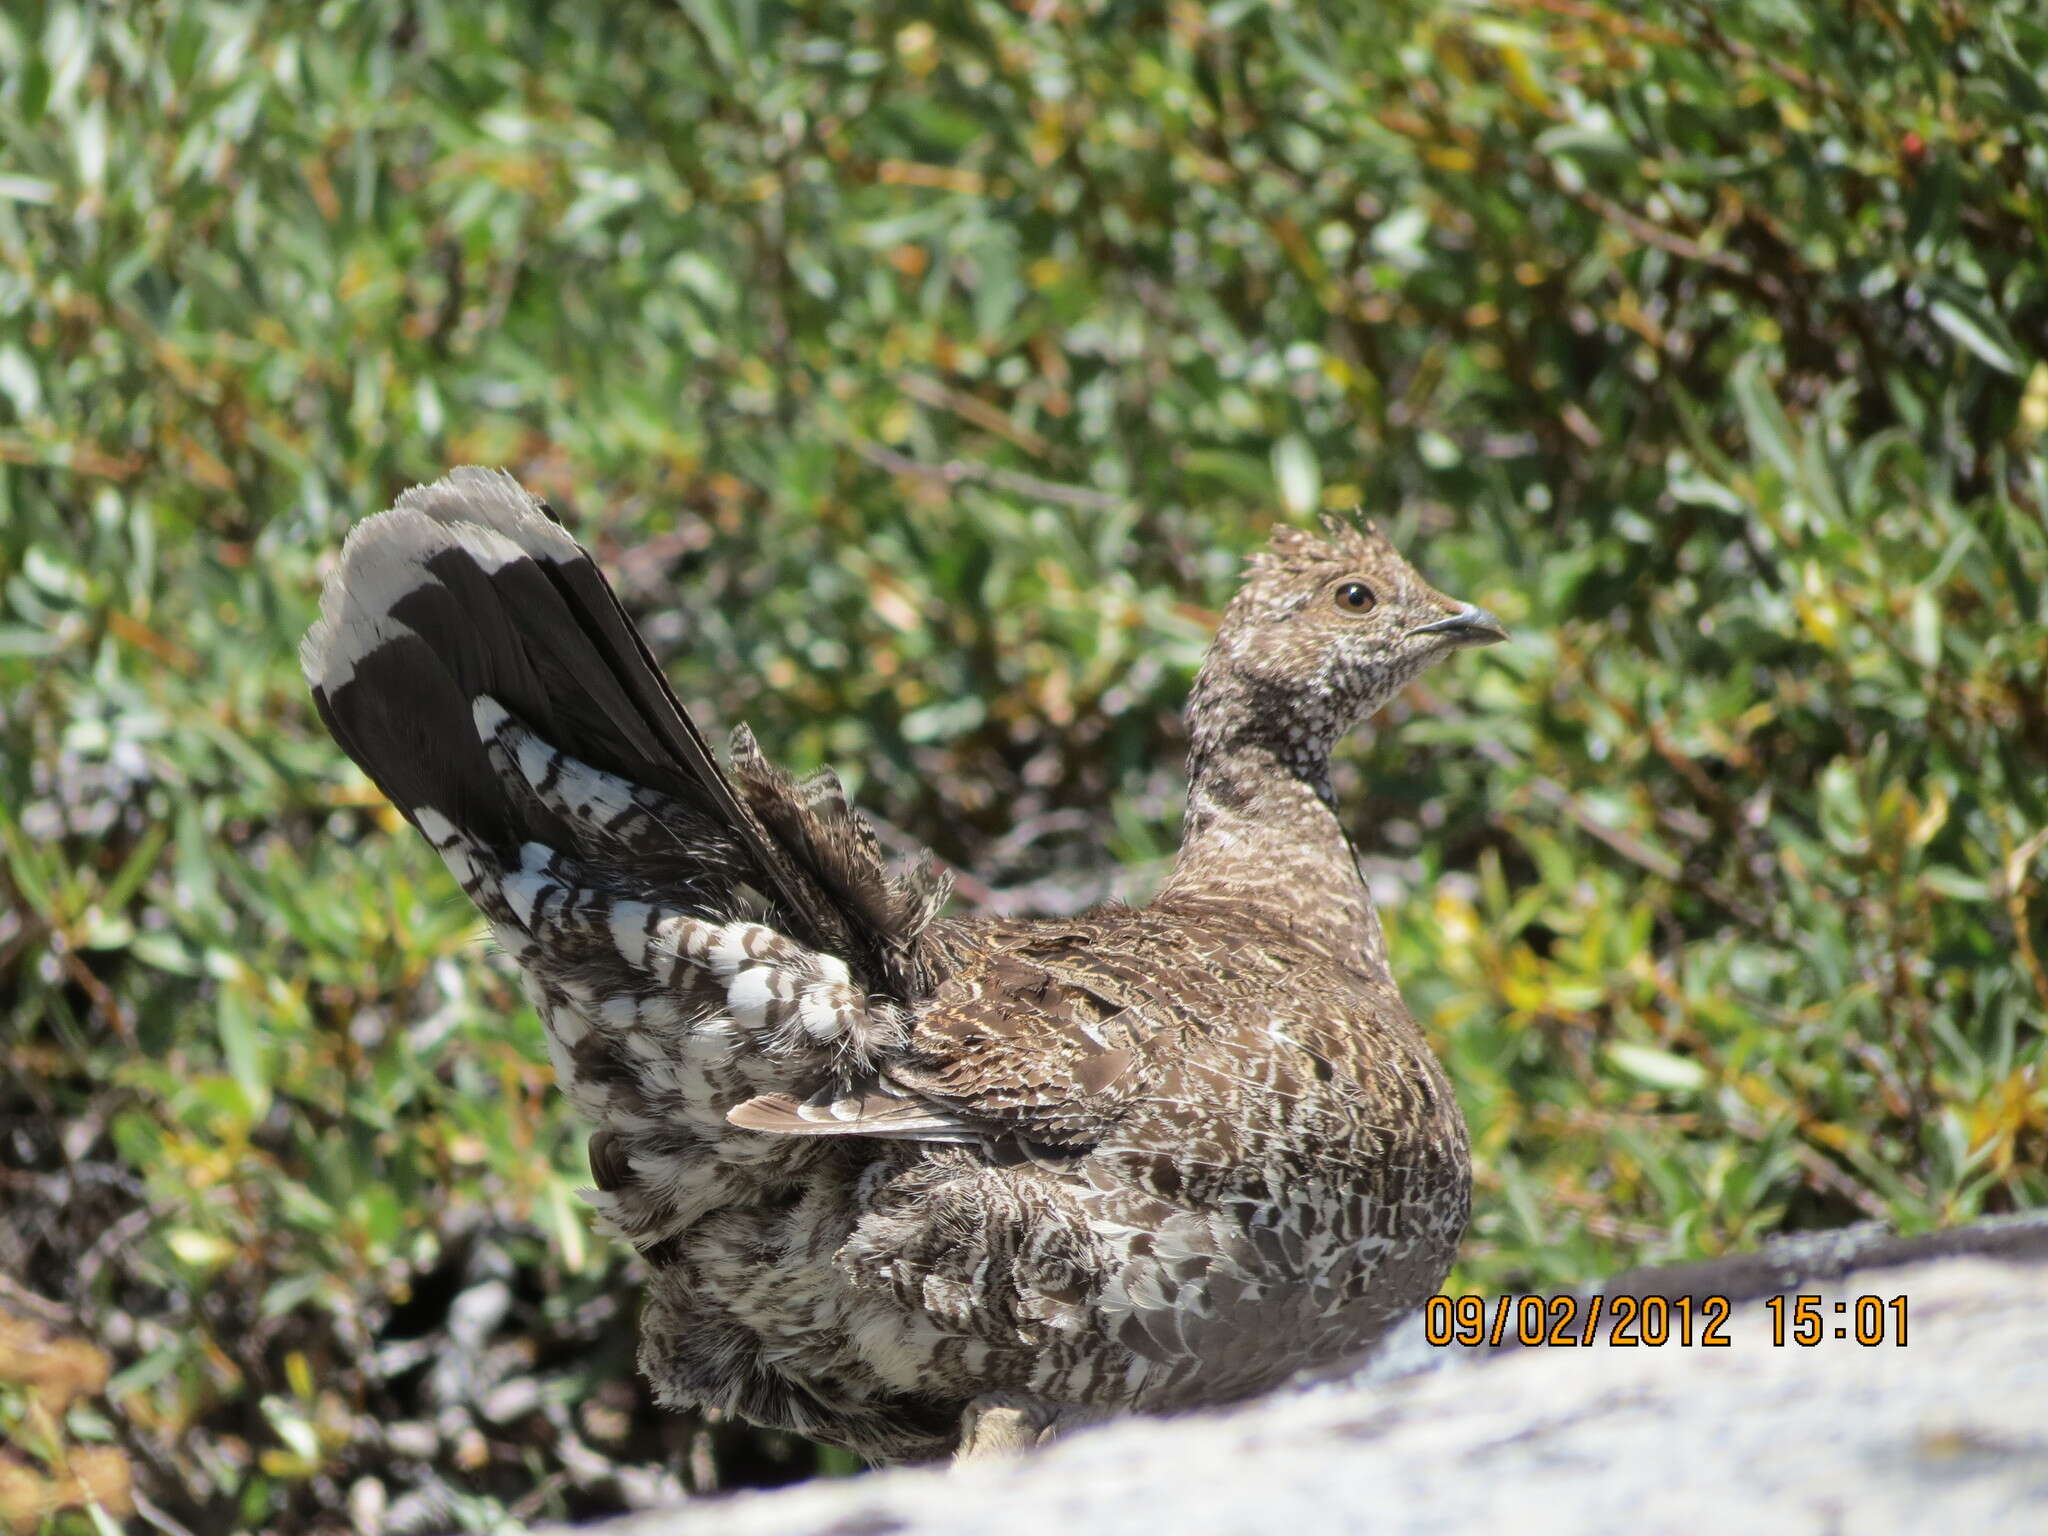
(302, 469, 1504, 1463)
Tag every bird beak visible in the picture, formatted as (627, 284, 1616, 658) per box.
(1407, 603, 1509, 647)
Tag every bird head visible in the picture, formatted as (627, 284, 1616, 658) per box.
(1188, 513, 1506, 769)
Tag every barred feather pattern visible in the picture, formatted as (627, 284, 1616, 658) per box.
(305, 472, 1498, 1463)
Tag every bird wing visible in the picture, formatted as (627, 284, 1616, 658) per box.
(727, 924, 1209, 1151)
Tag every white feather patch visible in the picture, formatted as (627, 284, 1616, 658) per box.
(725, 967, 778, 1026)
(706, 926, 757, 976)
(797, 986, 850, 1041)
(478, 696, 649, 829)
(393, 466, 585, 567)
(301, 508, 526, 691)
(499, 867, 549, 930)
(605, 900, 655, 971)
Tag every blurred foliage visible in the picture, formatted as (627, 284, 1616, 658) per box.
(2, 0, 2045, 1530)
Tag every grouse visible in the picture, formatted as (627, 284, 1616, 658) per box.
(302, 469, 1505, 1462)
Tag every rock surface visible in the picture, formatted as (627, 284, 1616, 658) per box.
(567, 1217, 2048, 1535)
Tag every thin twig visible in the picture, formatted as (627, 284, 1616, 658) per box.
(1474, 739, 1774, 932)
(1574, 189, 1757, 282)
(897, 373, 1053, 457)
(850, 440, 1127, 511)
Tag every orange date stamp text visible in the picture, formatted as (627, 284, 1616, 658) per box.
(1425, 1292, 1910, 1347)
(1425, 1292, 1734, 1348)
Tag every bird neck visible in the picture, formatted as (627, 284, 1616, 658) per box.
(1156, 673, 1388, 973)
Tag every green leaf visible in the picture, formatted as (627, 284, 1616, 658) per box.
(217, 990, 274, 1117)
(1272, 434, 1321, 516)
(1929, 296, 2025, 375)
(165, 1229, 236, 1271)
(0, 174, 57, 205)
(1732, 355, 1799, 477)
(1605, 1043, 1708, 1093)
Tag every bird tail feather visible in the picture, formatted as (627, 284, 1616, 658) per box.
(302, 468, 949, 1249)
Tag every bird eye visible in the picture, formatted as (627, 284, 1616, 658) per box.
(1334, 581, 1376, 614)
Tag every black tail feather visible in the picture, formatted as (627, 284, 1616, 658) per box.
(302, 468, 942, 1003)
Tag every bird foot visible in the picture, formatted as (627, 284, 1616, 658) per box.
(953, 1395, 1079, 1462)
